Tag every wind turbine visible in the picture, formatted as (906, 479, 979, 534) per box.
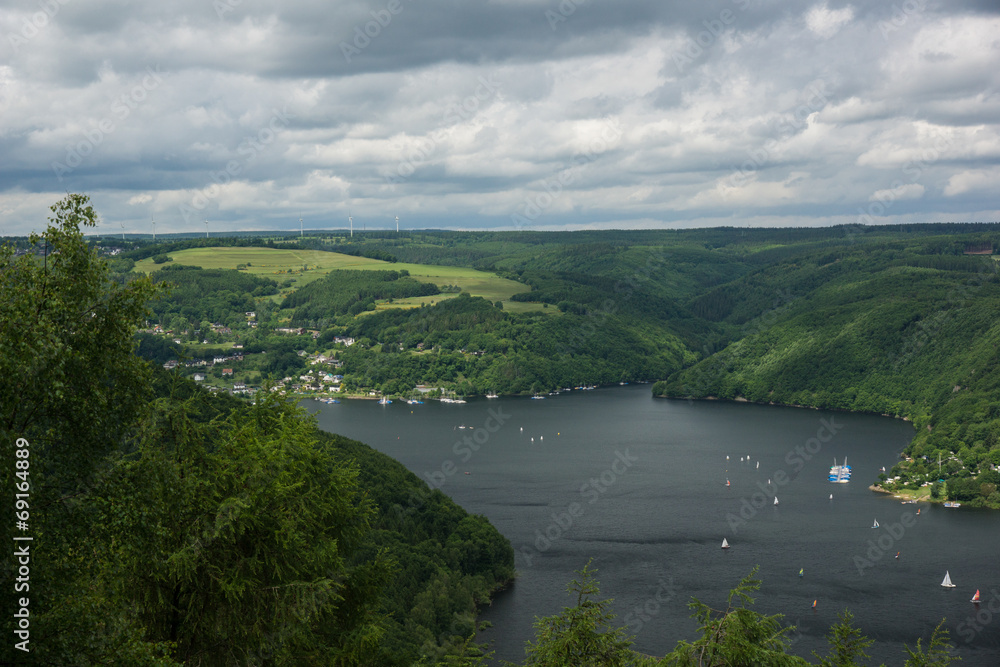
(204, 219, 209, 239)
(349, 213, 353, 237)
(395, 215, 399, 233)
(299, 217, 303, 238)
(151, 215, 156, 242)
(120, 220, 126, 241)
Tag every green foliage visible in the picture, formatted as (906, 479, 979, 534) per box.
(282, 269, 439, 322)
(94, 390, 391, 664)
(662, 566, 808, 667)
(0, 194, 168, 664)
(515, 561, 641, 667)
(152, 253, 172, 264)
(902, 621, 960, 667)
(814, 611, 878, 667)
(148, 264, 277, 327)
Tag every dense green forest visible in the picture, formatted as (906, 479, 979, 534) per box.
(147, 264, 280, 330)
(116, 219, 1000, 506)
(1, 197, 513, 665)
(5, 196, 996, 663)
(284, 269, 440, 321)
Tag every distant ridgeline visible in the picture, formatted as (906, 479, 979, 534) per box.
(121, 222, 1000, 506)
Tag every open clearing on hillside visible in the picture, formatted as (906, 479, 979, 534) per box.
(133, 247, 544, 311)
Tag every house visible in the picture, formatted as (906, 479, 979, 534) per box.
(233, 381, 247, 393)
(213, 356, 226, 365)
(233, 343, 243, 349)
(193, 373, 205, 382)
(163, 360, 178, 370)
(245, 311, 256, 318)
(222, 368, 233, 376)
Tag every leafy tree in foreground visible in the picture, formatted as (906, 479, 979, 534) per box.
(0, 194, 168, 664)
(902, 621, 960, 667)
(94, 388, 392, 665)
(813, 610, 878, 667)
(514, 560, 650, 667)
(662, 566, 808, 667)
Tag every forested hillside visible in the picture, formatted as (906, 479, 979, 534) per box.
(653, 236, 1000, 507)
(284, 268, 440, 321)
(118, 221, 1000, 506)
(0, 196, 512, 665)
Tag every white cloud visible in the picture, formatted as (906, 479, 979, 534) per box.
(805, 3, 854, 39)
(0, 1, 998, 234)
(943, 168, 1000, 197)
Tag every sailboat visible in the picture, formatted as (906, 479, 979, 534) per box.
(812, 600, 817, 609)
(971, 589, 981, 603)
(721, 538, 730, 549)
(872, 519, 879, 529)
(941, 571, 956, 588)
(829, 493, 833, 500)
(798, 568, 803, 578)
(773, 496, 779, 506)
(726, 479, 730, 487)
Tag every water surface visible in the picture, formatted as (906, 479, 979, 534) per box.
(310, 386, 1000, 665)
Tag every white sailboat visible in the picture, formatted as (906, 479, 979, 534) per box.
(872, 519, 879, 528)
(721, 538, 730, 549)
(941, 571, 956, 588)
(773, 496, 779, 506)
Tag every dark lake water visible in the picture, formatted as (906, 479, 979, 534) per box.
(309, 385, 1000, 665)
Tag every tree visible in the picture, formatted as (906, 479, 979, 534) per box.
(902, 621, 960, 667)
(93, 391, 392, 664)
(517, 560, 642, 667)
(814, 610, 877, 666)
(662, 566, 809, 667)
(1, 194, 167, 664)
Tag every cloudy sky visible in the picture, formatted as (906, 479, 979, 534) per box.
(1, 0, 998, 236)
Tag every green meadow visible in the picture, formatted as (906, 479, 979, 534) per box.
(133, 246, 542, 311)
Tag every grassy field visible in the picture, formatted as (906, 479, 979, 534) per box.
(134, 247, 544, 311)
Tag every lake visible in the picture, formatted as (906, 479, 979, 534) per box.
(308, 385, 1000, 665)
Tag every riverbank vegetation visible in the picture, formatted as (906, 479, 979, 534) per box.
(113, 221, 1000, 505)
(1, 196, 513, 665)
(500, 563, 958, 666)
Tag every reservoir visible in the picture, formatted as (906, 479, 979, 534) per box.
(310, 385, 1000, 665)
